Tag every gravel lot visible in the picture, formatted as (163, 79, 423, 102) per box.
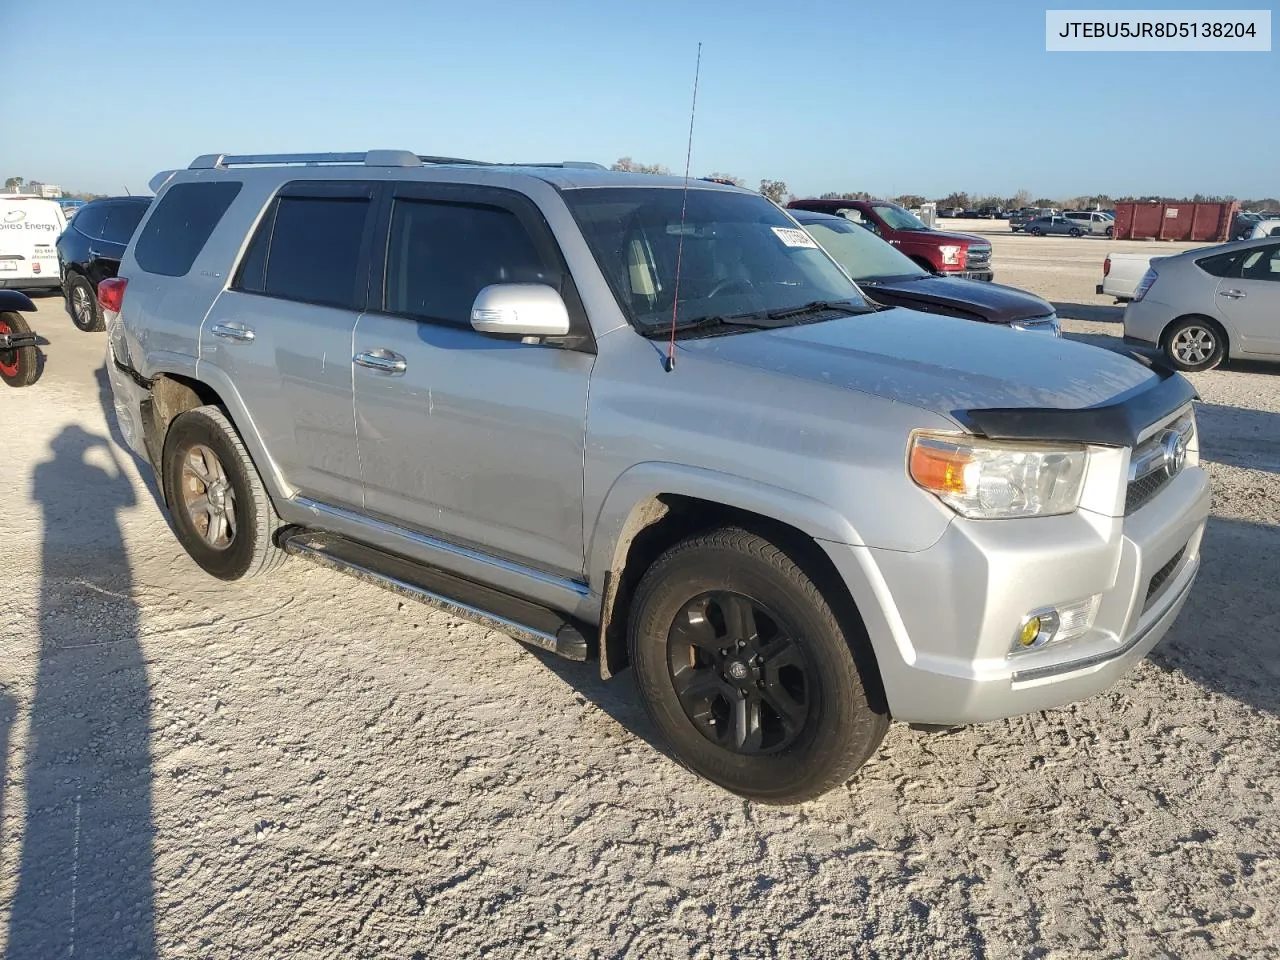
(2, 231, 1278, 959)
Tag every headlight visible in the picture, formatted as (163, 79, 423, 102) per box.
(908, 432, 1088, 519)
(939, 244, 963, 266)
(1009, 314, 1062, 337)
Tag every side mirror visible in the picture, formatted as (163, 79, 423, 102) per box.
(470, 283, 571, 339)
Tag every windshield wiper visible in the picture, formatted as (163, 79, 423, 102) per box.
(760, 300, 873, 322)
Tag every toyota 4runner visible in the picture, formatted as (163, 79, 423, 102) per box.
(105, 151, 1209, 803)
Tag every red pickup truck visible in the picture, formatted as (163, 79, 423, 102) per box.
(787, 199, 994, 281)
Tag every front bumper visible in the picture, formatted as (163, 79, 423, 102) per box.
(823, 464, 1210, 725)
(944, 269, 994, 282)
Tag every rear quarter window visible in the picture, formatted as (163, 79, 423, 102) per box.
(134, 182, 242, 277)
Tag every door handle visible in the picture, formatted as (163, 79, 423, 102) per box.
(1219, 290, 1247, 300)
(210, 322, 256, 342)
(354, 350, 407, 375)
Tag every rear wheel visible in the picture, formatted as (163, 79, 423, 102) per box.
(0, 311, 41, 388)
(162, 405, 286, 580)
(1163, 317, 1225, 372)
(1105, 226, 1114, 238)
(629, 527, 888, 804)
(1069, 227, 1082, 237)
(1028, 227, 1043, 236)
(66, 273, 104, 332)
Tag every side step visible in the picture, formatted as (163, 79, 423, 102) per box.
(280, 530, 592, 661)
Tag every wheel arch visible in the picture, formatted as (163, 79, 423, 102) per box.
(589, 466, 879, 693)
(141, 367, 291, 507)
(1160, 312, 1232, 360)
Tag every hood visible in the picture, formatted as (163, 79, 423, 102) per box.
(679, 308, 1157, 418)
(864, 276, 1053, 324)
(911, 228, 989, 246)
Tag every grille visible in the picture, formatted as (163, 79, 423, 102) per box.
(967, 246, 992, 266)
(1126, 471, 1171, 513)
(1144, 545, 1187, 611)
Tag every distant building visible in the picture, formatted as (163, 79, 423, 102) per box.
(2, 182, 61, 198)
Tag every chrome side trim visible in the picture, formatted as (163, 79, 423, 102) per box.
(290, 496, 591, 598)
(283, 536, 563, 656)
(1011, 558, 1198, 684)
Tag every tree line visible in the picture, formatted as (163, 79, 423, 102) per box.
(606, 163, 1279, 213)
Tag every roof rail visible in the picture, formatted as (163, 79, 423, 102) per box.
(510, 161, 607, 170)
(188, 151, 433, 170)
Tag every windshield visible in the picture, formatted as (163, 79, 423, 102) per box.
(799, 218, 927, 281)
(871, 203, 929, 231)
(562, 187, 868, 332)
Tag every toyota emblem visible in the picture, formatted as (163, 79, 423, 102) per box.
(1161, 429, 1188, 478)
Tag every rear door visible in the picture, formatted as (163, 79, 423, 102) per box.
(0, 200, 63, 286)
(352, 181, 593, 578)
(1215, 243, 1280, 355)
(201, 181, 376, 510)
(92, 201, 150, 287)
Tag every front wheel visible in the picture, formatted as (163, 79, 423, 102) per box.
(0, 311, 41, 387)
(1069, 227, 1082, 237)
(1105, 226, 1114, 238)
(629, 528, 888, 804)
(162, 405, 286, 580)
(1163, 317, 1225, 372)
(1028, 228, 1042, 236)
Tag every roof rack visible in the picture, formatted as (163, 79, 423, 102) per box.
(186, 153, 606, 173)
(188, 151, 487, 170)
(509, 161, 607, 170)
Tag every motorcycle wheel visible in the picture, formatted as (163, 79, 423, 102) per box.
(0, 311, 41, 388)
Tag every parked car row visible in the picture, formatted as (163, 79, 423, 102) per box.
(94, 151, 1209, 803)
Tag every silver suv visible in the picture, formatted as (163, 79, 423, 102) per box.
(105, 151, 1210, 803)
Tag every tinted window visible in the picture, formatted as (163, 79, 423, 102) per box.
(1241, 245, 1280, 282)
(71, 203, 108, 240)
(135, 182, 242, 277)
(251, 196, 370, 308)
(385, 199, 552, 326)
(1196, 250, 1243, 278)
(101, 202, 149, 245)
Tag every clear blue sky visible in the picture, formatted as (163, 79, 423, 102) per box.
(2, 0, 1274, 199)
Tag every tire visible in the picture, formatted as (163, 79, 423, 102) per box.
(66, 273, 104, 332)
(1105, 226, 1114, 238)
(0, 311, 41, 388)
(1069, 228, 1082, 237)
(1029, 228, 1042, 236)
(628, 527, 888, 804)
(1163, 317, 1225, 373)
(161, 405, 286, 580)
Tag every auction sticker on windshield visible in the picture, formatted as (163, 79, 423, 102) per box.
(772, 227, 819, 248)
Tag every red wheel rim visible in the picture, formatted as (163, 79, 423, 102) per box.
(0, 318, 21, 378)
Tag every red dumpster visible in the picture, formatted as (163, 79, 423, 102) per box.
(1112, 201, 1238, 242)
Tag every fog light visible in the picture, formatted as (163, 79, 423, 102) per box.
(1011, 595, 1100, 655)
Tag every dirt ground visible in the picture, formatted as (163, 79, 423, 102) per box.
(2, 235, 1278, 959)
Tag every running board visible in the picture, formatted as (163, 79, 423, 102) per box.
(280, 530, 592, 661)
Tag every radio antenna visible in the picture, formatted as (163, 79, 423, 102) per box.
(665, 41, 703, 373)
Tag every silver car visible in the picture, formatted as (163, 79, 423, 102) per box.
(1123, 238, 1280, 371)
(104, 151, 1210, 803)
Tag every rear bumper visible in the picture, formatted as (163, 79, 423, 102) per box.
(0, 277, 60, 290)
(104, 342, 152, 462)
(823, 464, 1210, 725)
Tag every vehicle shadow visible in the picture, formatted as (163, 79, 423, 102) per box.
(1148, 516, 1280, 715)
(526, 648, 676, 764)
(1195, 404, 1280, 475)
(0, 689, 13, 866)
(1052, 301, 1124, 324)
(6, 425, 155, 959)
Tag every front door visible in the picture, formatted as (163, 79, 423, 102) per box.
(201, 181, 378, 509)
(353, 182, 593, 579)
(1216, 242, 1280, 356)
